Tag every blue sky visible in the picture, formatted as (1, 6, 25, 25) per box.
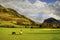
(40, 0, 57, 3)
(28, 0, 57, 4)
(28, 0, 36, 4)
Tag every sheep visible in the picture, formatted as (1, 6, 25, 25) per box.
(12, 32, 16, 35)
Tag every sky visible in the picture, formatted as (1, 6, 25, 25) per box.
(40, 0, 57, 3)
(0, 0, 60, 23)
(29, 0, 57, 3)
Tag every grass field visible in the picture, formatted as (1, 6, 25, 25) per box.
(0, 28, 60, 40)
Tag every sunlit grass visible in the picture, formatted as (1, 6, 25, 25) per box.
(0, 28, 60, 40)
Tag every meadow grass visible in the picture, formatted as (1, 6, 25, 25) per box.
(0, 28, 60, 40)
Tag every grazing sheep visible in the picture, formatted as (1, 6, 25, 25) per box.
(20, 30, 23, 35)
(12, 32, 16, 35)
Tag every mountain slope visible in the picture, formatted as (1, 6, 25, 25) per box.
(0, 5, 39, 28)
(44, 18, 58, 23)
(40, 18, 60, 28)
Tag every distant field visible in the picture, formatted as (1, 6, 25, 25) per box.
(0, 28, 60, 40)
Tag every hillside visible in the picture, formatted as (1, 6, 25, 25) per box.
(0, 5, 40, 28)
(40, 18, 60, 28)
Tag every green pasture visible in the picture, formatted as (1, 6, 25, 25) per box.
(0, 28, 60, 40)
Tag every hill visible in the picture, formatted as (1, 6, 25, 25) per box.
(40, 18, 60, 28)
(0, 5, 40, 28)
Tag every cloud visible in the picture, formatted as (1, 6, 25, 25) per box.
(48, 1, 60, 19)
(50, 1, 60, 17)
(0, 0, 60, 23)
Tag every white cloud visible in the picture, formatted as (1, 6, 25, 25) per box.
(48, 1, 60, 20)
(50, 1, 60, 17)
